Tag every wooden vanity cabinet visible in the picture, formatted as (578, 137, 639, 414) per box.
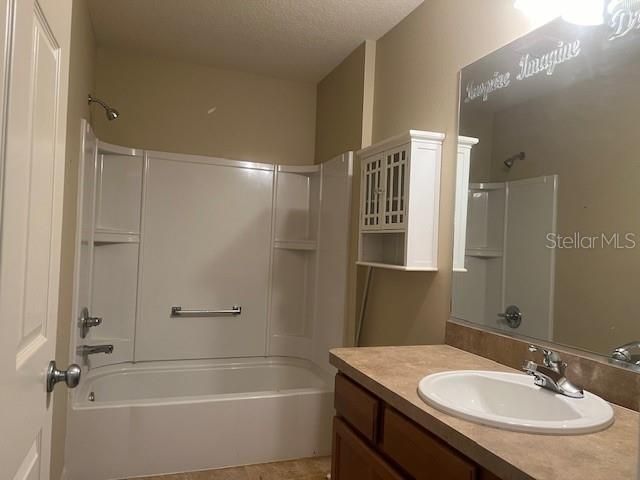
(331, 373, 502, 480)
(332, 417, 404, 480)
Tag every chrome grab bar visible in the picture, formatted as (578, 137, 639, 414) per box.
(170, 305, 242, 317)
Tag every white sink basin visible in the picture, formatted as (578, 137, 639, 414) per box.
(418, 370, 614, 435)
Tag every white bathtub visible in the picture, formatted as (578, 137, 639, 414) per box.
(64, 357, 334, 480)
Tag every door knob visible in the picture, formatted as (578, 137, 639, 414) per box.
(78, 307, 102, 338)
(498, 305, 522, 328)
(46, 361, 81, 393)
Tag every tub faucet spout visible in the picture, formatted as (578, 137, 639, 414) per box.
(77, 344, 114, 356)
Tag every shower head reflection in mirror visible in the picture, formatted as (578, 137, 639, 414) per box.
(503, 151, 525, 169)
(454, 9, 640, 364)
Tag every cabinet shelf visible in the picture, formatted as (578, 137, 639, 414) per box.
(356, 261, 437, 272)
(469, 182, 504, 191)
(274, 239, 317, 251)
(466, 248, 503, 258)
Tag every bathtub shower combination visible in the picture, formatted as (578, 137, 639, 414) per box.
(64, 121, 352, 480)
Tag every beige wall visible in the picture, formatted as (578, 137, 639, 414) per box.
(94, 48, 317, 165)
(314, 42, 366, 164)
(51, 1, 96, 479)
(359, 0, 540, 346)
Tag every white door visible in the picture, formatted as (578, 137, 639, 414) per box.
(0, 0, 71, 478)
(501, 175, 558, 340)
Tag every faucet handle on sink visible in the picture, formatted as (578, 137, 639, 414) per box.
(528, 345, 566, 374)
(524, 345, 583, 398)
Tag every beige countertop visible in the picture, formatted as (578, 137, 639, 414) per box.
(329, 345, 638, 480)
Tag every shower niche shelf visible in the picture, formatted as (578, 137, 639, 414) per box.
(269, 164, 321, 356)
(357, 130, 445, 271)
(274, 239, 317, 251)
(94, 229, 140, 244)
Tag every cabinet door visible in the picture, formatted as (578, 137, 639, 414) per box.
(332, 417, 405, 480)
(380, 407, 477, 480)
(361, 154, 384, 230)
(381, 145, 409, 229)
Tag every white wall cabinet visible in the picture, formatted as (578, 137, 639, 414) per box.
(357, 130, 445, 271)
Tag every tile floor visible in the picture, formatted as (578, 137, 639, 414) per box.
(129, 456, 331, 480)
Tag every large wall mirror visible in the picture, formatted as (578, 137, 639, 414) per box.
(453, 1, 640, 368)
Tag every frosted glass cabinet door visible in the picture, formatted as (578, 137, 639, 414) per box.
(382, 145, 408, 229)
(361, 154, 383, 230)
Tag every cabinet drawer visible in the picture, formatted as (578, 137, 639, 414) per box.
(332, 417, 405, 480)
(380, 407, 477, 480)
(334, 374, 380, 442)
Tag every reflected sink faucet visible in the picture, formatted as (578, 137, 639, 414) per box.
(77, 344, 114, 356)
(522, 345, 584, 398)
(610, 341, 640, 368)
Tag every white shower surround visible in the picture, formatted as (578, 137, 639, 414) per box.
(64, 122, 352, 479)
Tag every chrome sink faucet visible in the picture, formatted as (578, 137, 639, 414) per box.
(611, 341, 640, 367)
(77, 344, 114, 356)
(522, 345, 584, 398)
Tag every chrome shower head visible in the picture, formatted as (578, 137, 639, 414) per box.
(105, 106, 119, 121)
(88, 94, 119, 121)
(504, 151, 526, 169)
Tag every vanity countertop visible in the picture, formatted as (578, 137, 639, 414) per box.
(329, 345, 638, 480)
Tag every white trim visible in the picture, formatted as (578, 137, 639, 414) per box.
(264, 166, 278, 356)
(146, 149, 275, 171)
(458, 135, 479, 147)
(133, 151, 150, 363)
(547, 174, 559, 342)
(453, 136, 479, 272)
(0, 0, 15, 239)
(356, 261, 438, 272)
(469, 182, 505, 191)
(277, 164, 320, 175)
(357, 129, 445, 158)
(69, 120, 97, 366)
(361, 40, 376, 149)
(97, 139, 142, 157)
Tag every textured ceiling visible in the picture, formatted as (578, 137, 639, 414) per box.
(87, 0, 424, 82)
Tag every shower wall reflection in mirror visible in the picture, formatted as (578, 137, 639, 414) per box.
(453, 1, 640, 368)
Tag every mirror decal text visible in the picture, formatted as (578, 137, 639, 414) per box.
(516, 40, 581, 80)
(608, 0, 640, 41)
(464, 71, 511, 103)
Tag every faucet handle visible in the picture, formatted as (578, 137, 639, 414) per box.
(528, 345, 565, 372)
